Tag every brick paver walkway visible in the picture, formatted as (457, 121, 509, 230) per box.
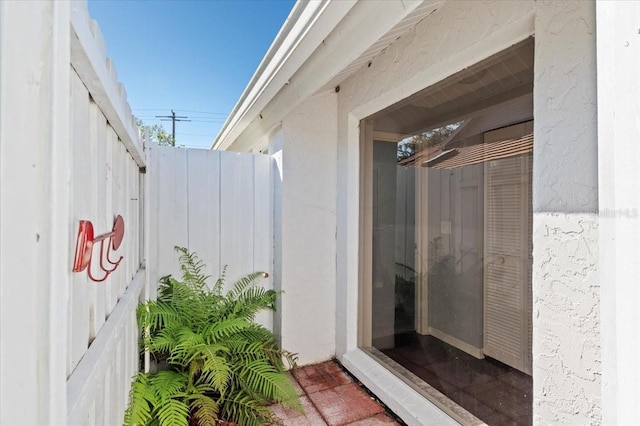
(271, 360, 403, 425)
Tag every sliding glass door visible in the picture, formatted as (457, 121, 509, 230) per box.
(360, 39, 535, 425)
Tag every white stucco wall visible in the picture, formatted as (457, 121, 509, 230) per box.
(277, 92, 338, 365)
(532, 2, 600, 424)
(330, 0, 601, 424)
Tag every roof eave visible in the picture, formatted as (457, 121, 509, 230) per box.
(213, 0, 438, 152)
(212, 0, 357, 151)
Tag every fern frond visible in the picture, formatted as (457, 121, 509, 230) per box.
(159, 281, 201, 324)
(149, 371, 188, 401)
(226, 338, 294, 371)
(188, 394, 219, 426)
(147, 322, 183, 354)
(279, 349, 299, 370)
(226, 287, 278, 321)
(226, 271, 265, 300)
(234, 323, 276, 342)
(124, 373, 157, 426)
(175, 246, 210, 293)
(226, 339, 266, 358)
(212, 265, 227, 297)
(236, 359, 300, 407)
(168, 326, 206, 366)
(218, 391, 270, 426)
(157, 275, 175, 303)
(139, 301, 181, 333)
(156, 398, 190, 426)
(202, 317, 253, 342)
(198, 348, 232, 392)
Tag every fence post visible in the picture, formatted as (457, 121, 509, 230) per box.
(0, 1, 71, 425)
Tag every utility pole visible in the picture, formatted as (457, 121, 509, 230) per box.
(156, 110, 190, 145)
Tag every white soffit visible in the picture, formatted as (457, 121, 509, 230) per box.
(317, 1, 442, 94)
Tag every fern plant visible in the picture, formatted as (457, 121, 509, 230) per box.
(125, 247, 301, 426)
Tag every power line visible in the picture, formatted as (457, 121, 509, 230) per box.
(135, 108, 228, 116)
(174, 110, 229, 116)
(175, 132, 217, 137)
(134, 108, 172, 111)
(137, 116, 225, 122)
(156, 110, 191, 143)
(191, 120, 225, 122)
(182, 116, 227, 120)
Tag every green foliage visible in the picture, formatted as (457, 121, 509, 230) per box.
(125, 247, 301, 426)
(397, 122, 461, 161)
(136, 119, 176, 146)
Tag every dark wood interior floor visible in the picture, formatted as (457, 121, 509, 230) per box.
(382, 333, 532, 426)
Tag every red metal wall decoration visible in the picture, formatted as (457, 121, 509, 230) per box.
(72, 215, 125, 282)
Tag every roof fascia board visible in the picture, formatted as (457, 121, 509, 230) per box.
(213, 0, 357, 150)
(220, 0, 431, 152)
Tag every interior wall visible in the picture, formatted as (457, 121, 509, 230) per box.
(278, 92, 338, 365)
(427, 164, 484, 351)
(371, 141, 399, 348)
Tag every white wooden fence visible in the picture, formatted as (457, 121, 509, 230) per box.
(67, 2, 146, 424)
(0, 2, 273, 426)
(146, 145, 273, 328)
(0, 2, 146, 425)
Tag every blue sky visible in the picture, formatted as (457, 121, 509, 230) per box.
(88, 0, 296, 149)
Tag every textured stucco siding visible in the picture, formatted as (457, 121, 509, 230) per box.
(532, 1, 600, 424)
(532, 214, 600, 424)
(278, 92, 338, 365)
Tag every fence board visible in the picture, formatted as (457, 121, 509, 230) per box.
(149, 147, 273, 301)
(69, 70, 92, 375)
(187, 149, 222, 281)
(116, 141, 127, 298)
(156, 146, 189, 279)
(253, 154, 273, 329)
(253, 154, 273, 274)
(104, 126, 118, 313)
(131, 159, 140, 272)
(67, 270, 145, 425)
(147, 145, 160, 300)
(238, 153, 257, 278)
(86, 97, 99, 343)
(219, 153, 238, 282)
(123, 154, 131, 286)
(221, 153, 255, 286)
(174, 148, 190, 258)
(114, 339, 124, 423)
(91, 101, 107, 338)
(103, 363, 113, 426)
(94, 382, 104, 426)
